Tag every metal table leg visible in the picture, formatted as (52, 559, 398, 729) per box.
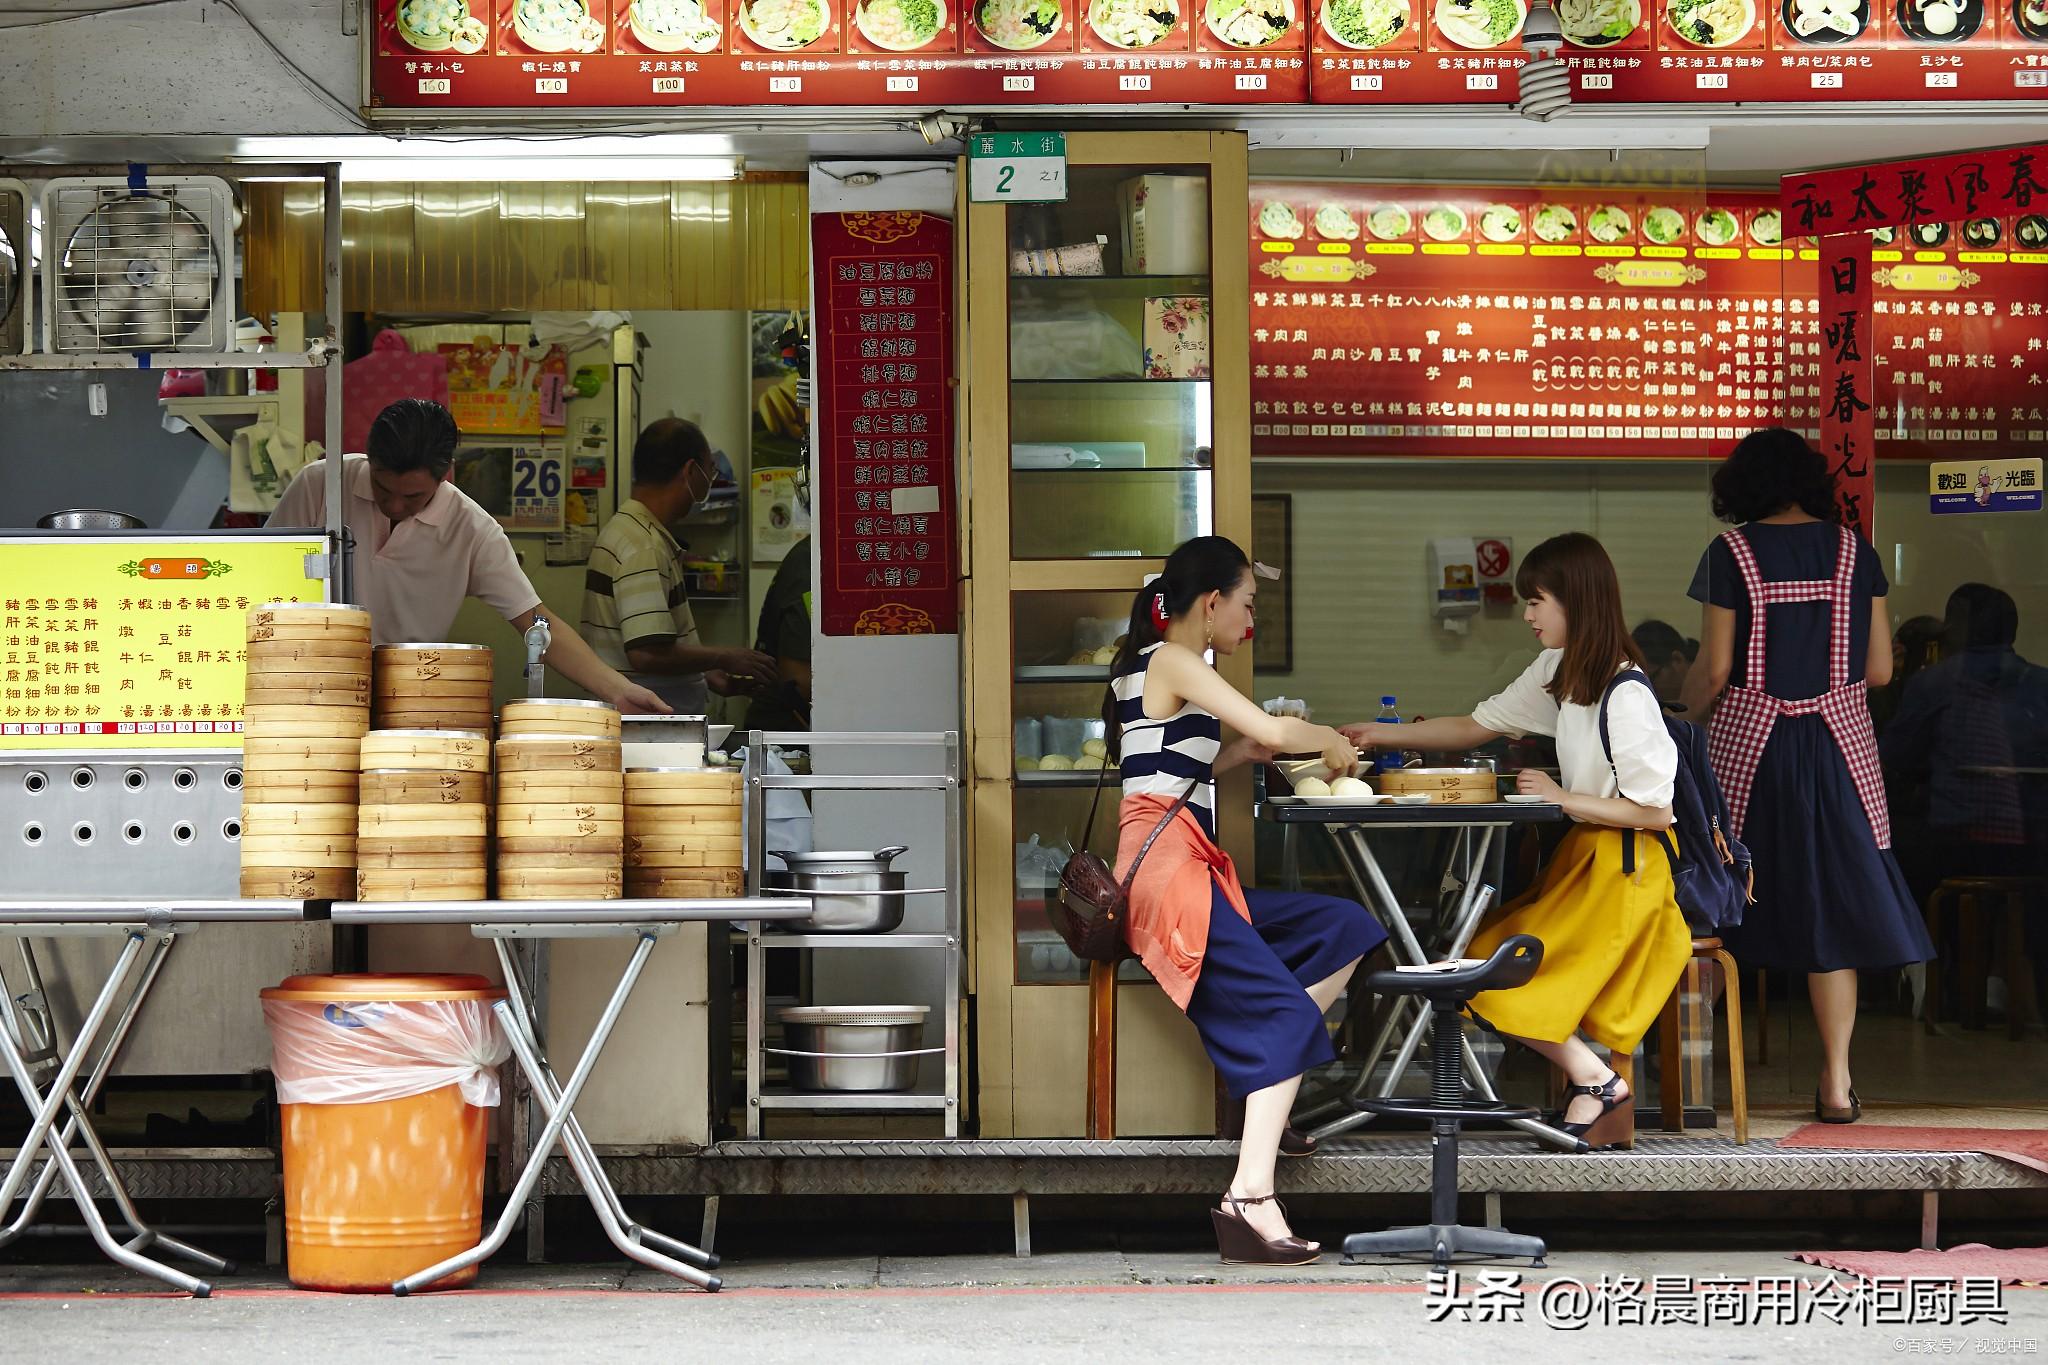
(0, 930, 232, 1295)
(393, 927, 719, 1295)
(487, 935, 717, 1278)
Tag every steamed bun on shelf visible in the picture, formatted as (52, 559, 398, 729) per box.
(1016, 754, 1041, 772)
(1081, 738, 1109, 759)
(1073, 755, 1106, 770)
(1293, 777, 1332, 797)
(1038, 754, 1076, 771)
(1330, 776, 1374, 797)
(1091, 645, 1118, 665)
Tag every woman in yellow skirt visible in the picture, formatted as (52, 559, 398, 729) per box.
(1344, 533, 1693, 1149)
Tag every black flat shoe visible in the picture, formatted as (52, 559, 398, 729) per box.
(1816, 1087, 1861, 1124)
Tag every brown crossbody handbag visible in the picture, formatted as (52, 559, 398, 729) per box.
(1051, 694, 1199, 964)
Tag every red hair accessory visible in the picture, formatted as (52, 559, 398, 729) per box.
(1151, 593, 1169, 627)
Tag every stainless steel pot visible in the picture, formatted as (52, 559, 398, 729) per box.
(769, 1005, 936, 1093)
(768, 845, 910, 933)
(37, 509, 145, 530)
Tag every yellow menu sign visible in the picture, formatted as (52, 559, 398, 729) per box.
(0, 535, 329, 752)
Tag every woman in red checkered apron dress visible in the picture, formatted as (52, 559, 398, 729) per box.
(1682, 430, 1935, 1125)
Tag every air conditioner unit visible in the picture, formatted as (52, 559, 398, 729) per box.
(40, 175, 235, 356)
(0, 179, 28, 356)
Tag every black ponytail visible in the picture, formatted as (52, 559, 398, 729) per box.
(1101, 535, 1252, 760)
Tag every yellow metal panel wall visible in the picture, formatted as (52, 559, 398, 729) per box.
(241, 176, 807, 317)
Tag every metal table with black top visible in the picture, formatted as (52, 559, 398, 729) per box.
(1255, 794, 1579, 1148)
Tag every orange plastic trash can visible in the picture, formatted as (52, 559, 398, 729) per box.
(261, 973, 509, 1293)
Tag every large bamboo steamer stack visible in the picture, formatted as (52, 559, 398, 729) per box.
(355, 734, 493, 902)
(496, 732, 624, 900)
(623, 768, 744, 898)
(498, 698, 622, 740)
(373, 643, 495, 734)
(239, 603, 371, 900)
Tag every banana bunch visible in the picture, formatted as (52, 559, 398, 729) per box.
(756, 372, 806, 439)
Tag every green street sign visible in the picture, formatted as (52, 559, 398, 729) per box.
(968, 132, 1068, 205)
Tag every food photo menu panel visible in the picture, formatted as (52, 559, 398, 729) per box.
(372, 0, 1312, 104)
(1309, 0, 2048, 102)
(1250, 182, 2048, 460)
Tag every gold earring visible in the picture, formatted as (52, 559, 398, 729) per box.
(1205, 618, 1213, 649)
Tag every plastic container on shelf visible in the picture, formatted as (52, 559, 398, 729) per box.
(260, 973, 509, 1293)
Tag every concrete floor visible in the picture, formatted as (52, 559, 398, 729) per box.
(3, 1250, 2044, 1363)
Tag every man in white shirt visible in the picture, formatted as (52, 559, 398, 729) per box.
(267, 398, 665, 713)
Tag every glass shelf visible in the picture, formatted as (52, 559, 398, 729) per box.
(1016, 665, 1112, 684)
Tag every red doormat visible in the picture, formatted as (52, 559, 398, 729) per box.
(1776, 1123, 2048, 1177)
(1792, 1244, 2048, 1286)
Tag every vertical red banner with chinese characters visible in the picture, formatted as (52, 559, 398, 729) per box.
(811, 211, 958, 637)
(1818, 232, 1876, 539)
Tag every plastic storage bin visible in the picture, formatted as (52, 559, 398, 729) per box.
(260, 973, 509, 1292)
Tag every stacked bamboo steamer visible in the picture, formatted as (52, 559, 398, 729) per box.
(497, 717, 625, 900)
(624, 768, 744, 898)
(373, 643, 495, 733)
(499, 697, 623, 739)
(355, 731, 493, 901)
(239, 603, 371, 900)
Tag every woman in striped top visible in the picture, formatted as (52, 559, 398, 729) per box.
(1104, 536, 1388, 1265)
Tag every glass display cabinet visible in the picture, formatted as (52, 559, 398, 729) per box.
(964, 132, 1252, 1138)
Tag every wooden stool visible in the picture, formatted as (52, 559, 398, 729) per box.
(1656, 937, 1748, 1145)
(1925, 878, 2046, 1038)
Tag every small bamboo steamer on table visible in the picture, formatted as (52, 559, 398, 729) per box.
(359, 729, 491, 772)
(499, 698, 622, 739)
(495, 733, 621, 773)
(1377, 767, 1501, 805)
(358, 770, 488, 805)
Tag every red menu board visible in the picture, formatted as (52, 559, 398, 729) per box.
(812, 210, 960, 637)
(1249, 181, 2048, 461)
(1310, 0, 2048, 104)
(369, 0, 1309, 107)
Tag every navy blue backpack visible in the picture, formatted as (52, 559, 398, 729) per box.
(1596, 670, 1753, 935)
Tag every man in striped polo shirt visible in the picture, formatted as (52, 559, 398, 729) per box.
(581, 418, 776, 714)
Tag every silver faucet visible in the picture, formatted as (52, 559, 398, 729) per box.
(523, 614, 552, 698)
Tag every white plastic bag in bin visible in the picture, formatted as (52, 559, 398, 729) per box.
(262, 995, 511, 1108)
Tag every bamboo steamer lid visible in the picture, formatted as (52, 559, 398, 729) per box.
(374, 642, 492, 670)
(242, 867, 353, 899)
(358, 770, 488, 803)
(500, 698, 622, 734)
(360, 729, 492, 770)
(1377, 767, 1500, 804)
(250, 602, 371, 627)
(496, 840, 625, 859)
(357, 849, 492, 869)
(356, 869, 488, 902)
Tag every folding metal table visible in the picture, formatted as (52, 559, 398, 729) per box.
(1255, 799, 1581, 1148)
(329, 897, 810, 1294)
(0, 898, 320, 1297)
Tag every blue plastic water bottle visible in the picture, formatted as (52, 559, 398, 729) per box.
(1373, 696, 1403, 775)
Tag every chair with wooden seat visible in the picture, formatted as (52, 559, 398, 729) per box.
(1549, 936, 1747, 1147)
(1924, 877, 2046, 1038)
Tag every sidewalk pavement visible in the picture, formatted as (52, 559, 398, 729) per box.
(4, 1248, 2043, 1363)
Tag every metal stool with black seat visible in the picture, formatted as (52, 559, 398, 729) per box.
(1342, 934, 1561, 1270)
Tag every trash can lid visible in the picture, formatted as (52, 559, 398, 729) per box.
(262, 972, 505, 1002)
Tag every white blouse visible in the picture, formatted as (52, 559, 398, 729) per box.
(1471, 650, 1678, 810)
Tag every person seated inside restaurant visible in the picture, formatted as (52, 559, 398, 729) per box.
(1345, 532, 1689, 1150)
(742, 533, 813, 736)
(581, 418, 777, 716)
(1631, 619, 1698, 710)
(267, 397, 665, 713)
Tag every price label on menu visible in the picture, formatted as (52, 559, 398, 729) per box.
(968, 132, 1069, 205)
